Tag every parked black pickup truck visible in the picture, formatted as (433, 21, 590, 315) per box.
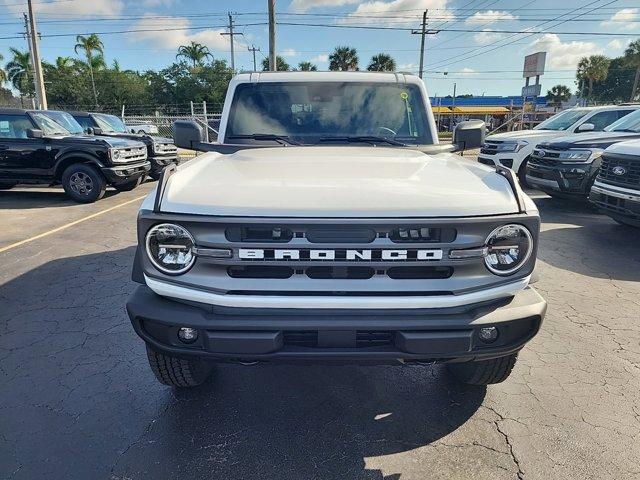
(0, 108, 149, 203)
(70, 111, 178, 179)
(526, 109, 640, 199)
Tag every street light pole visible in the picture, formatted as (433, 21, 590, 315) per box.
(26, 0, 47, 109)
(248, 45, 260, 71)
(268, 0, 277, 71)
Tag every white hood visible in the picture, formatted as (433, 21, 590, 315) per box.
(158, 147, 520, 217)
(487, 129, 566, 141)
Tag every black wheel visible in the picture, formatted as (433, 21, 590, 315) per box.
(447, 353, 518, 385)
(113, 175, 142, 192)
(61, 164, 106, 203)
(517, 158, 529, 188)
(0, 181, 17, 190)
(146, 346, 213, 388)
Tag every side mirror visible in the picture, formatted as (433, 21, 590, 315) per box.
(92, 127, 103, 135)
(86, 127, 94, 135)
(453, 120, 485, 152)
(26, 128, 43, 139)
(173, 120, 205, 150)
(577, 123, 595, 132)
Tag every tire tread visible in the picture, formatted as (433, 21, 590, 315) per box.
(146, 346, 211, 387)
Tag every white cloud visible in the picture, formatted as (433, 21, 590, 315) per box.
(141, 0, 174, 6)
(128, 15, 232, 51)
(465, 10, 517, 25)
(2, 0, 123, 16)
(459, 67, 476, 77)
(282, 48, 298, 57)
(606, 38, 631, 53)
(311, 54, 329, 63)
(288, 0, 361, 13)
(601, 8, 638, 31)
(527, 34, 602, 70)
(340, 0, 449, 26)
(473, 29, 505, 45)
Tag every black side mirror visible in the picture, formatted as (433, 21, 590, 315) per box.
(173, 120, 205, 150)
(26, 128, 43, 139)
(86, 127, 94, 135)
(453, 120, 485, 152)
(93, 127, 103, 135)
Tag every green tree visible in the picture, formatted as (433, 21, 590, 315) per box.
(298, 61, 317, 71)
(590, 56, 637, 103)
(261, 55, 290, 71)
(624, 40, 640, 101)
(329, 46, 358, 71)
(6, 48, 33, 97)
(367, 53, 396, 72)
(577, 55, 611, 104)
(546, 84, 572, 109)
(176, 42, 213, 69)
(74, 34, 104, 106)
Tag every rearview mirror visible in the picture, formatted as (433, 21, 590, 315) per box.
(26, 128, 43, 139)
(577, 123, 595, 132)
(453, 120, 485, 152)
(173, 120, 205, 150)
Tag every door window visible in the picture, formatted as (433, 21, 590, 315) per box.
(73, 116, 94, 132)
(583, 111, 621, 131)
(0, 114, 36, 139)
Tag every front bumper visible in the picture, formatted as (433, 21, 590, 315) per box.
(149, 153, 179, 174)
(589, 181, 640, 226)
(126, 285, 546, 364)
(526, 160, 598, 197)
(102, 161, 150, 183)
(477, 154, 516, 169)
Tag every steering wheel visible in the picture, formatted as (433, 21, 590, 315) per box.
(377, 126, 397, 137)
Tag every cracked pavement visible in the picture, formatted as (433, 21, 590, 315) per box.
(1, 185, 639, 480)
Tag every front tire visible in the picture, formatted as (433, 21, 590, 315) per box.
(61, 164, 106, 203)
(447, 353, 518, 385)
(146, 346, 213, 387)
(113, 176, 142, 192)
(517, 158, 529, 188)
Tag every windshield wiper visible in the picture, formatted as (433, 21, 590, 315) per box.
(611, 128, 640, 133)
(316, 135, 406, 146)
(227, 134, 300, 145)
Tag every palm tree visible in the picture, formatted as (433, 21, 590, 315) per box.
(0, 53, 5, 84)
(6, 48, 33, 96)
(261, 56, 290, 71)
(74, 34, 104, 106)
(298, 61, 317, 71)
(176, 42, 213, 69)
(577, 55, 610, 104)
(329, 46, 358, 71)
(367, 53, 396, 72)
(55, 56, 75, 71)
(546, 84, 572, 110)
(625, 40, 640, 102)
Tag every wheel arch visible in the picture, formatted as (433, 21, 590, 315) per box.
(53, 152, 105, 181)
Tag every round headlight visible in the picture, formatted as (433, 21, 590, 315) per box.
(484, 224, 533, 276)
(145, 223, 196, 275)
(112, 149, 121, 159)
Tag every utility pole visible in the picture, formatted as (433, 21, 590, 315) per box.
(221, 12, 243, 73)
(26, 0, 47, 109)
(268, 0, 276, 71)
(248, 45, 261, 71)
(411, 10, 438, 78)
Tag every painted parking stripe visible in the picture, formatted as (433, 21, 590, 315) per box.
(0, 195, 147, 254)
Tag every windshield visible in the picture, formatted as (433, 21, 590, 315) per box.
(93, 114, 127, 133)
(535, 109, 590, 131)
(36, 111, 84, 135)
(225, 81, 433, 145)
(29, 112, 72, 136)
(605, 109, 640, 133)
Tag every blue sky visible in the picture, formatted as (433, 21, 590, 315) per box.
(0, 0, 639, 97)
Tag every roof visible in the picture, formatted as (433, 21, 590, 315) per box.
(0, 108, 27, 115)
(67, 111, 90, 116)
(235, 71, 422, 84)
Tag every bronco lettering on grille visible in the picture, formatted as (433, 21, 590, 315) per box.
(238, 248, 443, 261)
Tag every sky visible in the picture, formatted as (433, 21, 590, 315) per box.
(0, 0, 639, 97)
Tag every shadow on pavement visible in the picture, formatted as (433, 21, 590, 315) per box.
(0, 187, 122, 210)
(0, 247, 485, 480)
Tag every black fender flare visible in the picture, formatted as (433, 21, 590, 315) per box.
(53, 152, 105, 179)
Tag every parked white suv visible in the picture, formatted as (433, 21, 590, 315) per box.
(478, 105, 639, 184)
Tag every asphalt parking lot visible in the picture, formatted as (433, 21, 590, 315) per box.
(1, 179, 639, 480)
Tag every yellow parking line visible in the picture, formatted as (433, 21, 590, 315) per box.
(0, 195, 147, 254)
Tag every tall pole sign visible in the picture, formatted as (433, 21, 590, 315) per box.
(521, 52, 546, 129)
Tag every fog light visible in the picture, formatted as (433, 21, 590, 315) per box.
(478, 327, 498, 343)
(178, 327, 198, 343)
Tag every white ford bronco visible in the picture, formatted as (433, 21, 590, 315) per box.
(126, 72, 546, 388)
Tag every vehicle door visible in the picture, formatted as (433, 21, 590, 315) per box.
(0, 113, 44, 180)
(576, 110, 623, 132)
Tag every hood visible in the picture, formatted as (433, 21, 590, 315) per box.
(487, 129, 565, 141)
(54, 134, 145, 149)
(158, 146, 520, 217)
(537, 131, 640, 150)
(98, 132, 173, 146)
(605, 138, 640, 156)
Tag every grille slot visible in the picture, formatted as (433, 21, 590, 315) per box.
(306, 227, 376, 243)
(228, 266, 293, 279)
(389, 227, 456, 243)
(356, 331, 393, 348)
(282, 330, 393, 348)
(306, 266, 375, 280)
(226, 226, 294, 243)
(283, 331, 318, 347)
(386, 266, 453, 280)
